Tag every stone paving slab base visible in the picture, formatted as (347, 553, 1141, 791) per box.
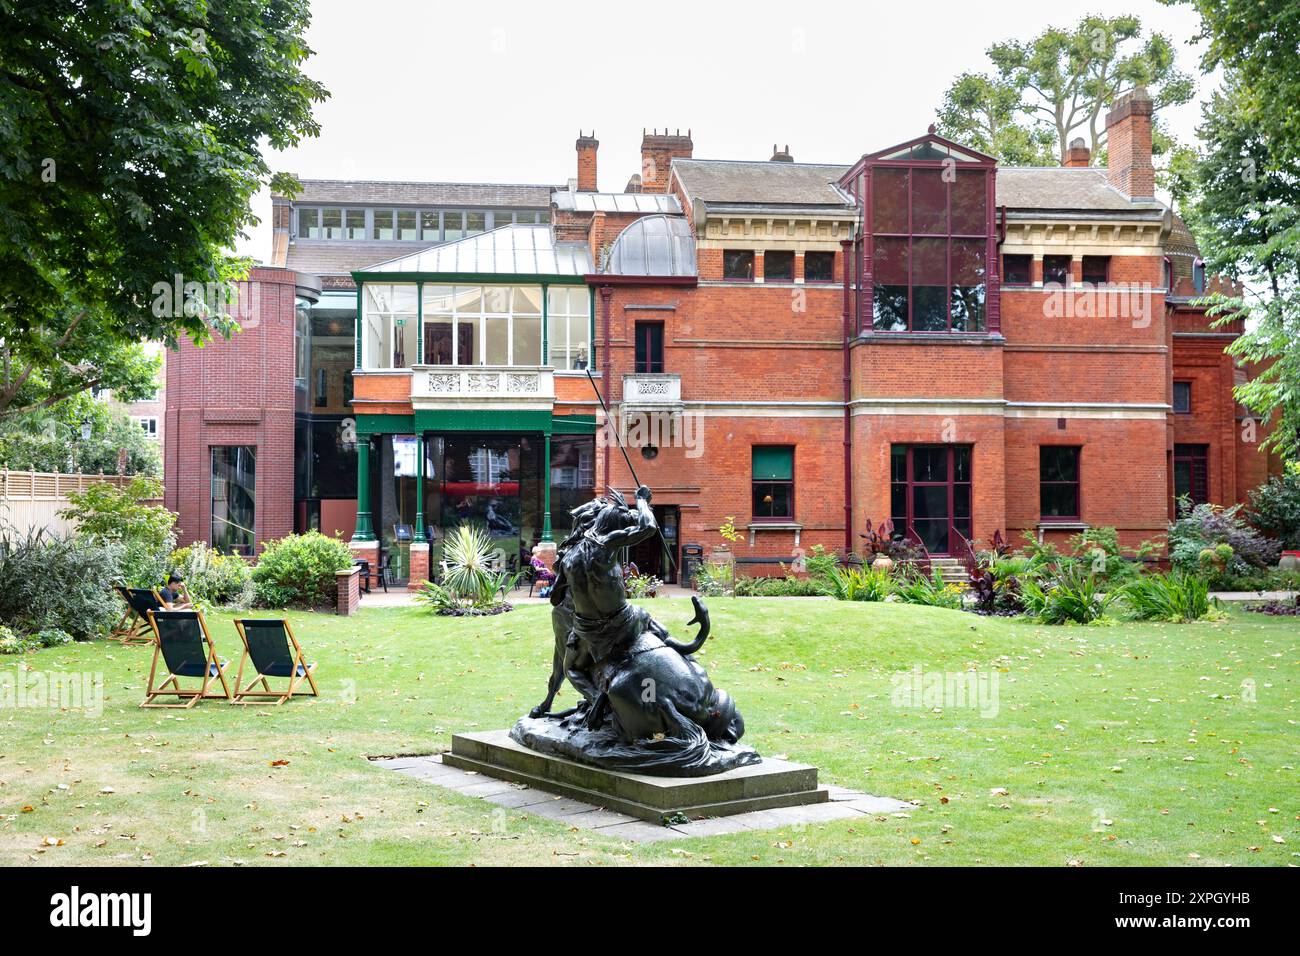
(374, 753, 912, 842)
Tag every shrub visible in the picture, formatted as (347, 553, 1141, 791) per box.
(827, 565, 893, 601)
(893, 568, 964, 609)
(59, 477, 175, 587)
(969, 554, 1035, 615)
(803, 544, 840, 585)
(1021, 564, 1115, 625)
(32, 627, 74, 648)
(168, 542, 254, 608)
(1202, 567, 1300, 592)
(0, 528, 124, 640)
(1168, 502, 1281, 574)
(1121, 572, 1217, 622)
(734, 574, 825, 597)
(1069, 526, 1154, 585)
(694, 561, 735, 597)
(416, 525, 517, 615)
(625, 572, 662, 598)
(252, 531, 354, 608)
(0, 625, 32, 654)
(1246, 472, 1300, 550)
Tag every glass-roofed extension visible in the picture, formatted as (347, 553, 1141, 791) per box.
(346, 225, 597, 582)
(839, 133, 1000, 335)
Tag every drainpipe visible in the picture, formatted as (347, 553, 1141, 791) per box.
(841, 237, 854, 554)
(600, 284, 614, 490)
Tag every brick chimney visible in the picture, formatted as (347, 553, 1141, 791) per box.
(770, 144, 794, 162)
(1105, 87, 1154, 199)
(640, 128, 693, 193)
(576, 131, 598, 193)
(1063, 137, 1091, 168)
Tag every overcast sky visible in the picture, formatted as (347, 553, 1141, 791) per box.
(237, 0, 1214, 261)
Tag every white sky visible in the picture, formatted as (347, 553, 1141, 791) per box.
(237, 0, 1214, 262)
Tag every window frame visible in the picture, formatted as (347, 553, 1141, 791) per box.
(722, 249, 755, 282)
(211, 445, 257, 557)
(1039, 445, 1081, 522)
(804, 250, 836, 283)
(763, 250, 795, 283)
(1174, 443, 1209, 505)
(1042, 254, 1072, 287)
(751, 445, 795, 521)
(1001, 253, 1032, 287)
(1172, 380, 1192, 414)
(1081, 255, 1110, 285)
(634, 320, 665, 374)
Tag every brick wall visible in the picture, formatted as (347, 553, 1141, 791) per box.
(164, 267, 301, 552)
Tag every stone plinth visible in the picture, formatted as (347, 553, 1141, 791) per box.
(442, 730, 827, 824)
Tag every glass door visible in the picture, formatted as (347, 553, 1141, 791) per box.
(889, 445, 972, 555)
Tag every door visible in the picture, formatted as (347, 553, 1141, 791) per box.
(889, 444, 973, 555)
(628, 505, 679, 584)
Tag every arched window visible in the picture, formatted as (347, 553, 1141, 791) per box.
(1192, 258, 1207, 294)
(1162, 256, 1173, 290)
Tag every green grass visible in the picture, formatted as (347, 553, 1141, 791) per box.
(2, 600, 1296, 866)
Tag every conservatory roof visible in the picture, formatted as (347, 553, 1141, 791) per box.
(352, 225, 593, 279)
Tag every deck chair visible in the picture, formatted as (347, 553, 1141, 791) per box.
(140, 610, 232, 708)
(112, 587, 167, 646)
(230, 619, 319, 706)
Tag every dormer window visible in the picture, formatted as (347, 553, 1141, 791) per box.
(849, 133, 996, 334)
(1192, 258, 1207, 294)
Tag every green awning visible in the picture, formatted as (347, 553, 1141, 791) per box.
(752, 446, 793, 481)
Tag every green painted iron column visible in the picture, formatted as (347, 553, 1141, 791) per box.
(540, 281, 549, 366)
(414, 435, 425, 537)
(541, 432, 553, 542)
(353, 436, 376, 541)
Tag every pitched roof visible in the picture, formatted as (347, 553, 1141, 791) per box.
(353, 225, 592, 277)
(671, 158, 1166, 217)
(995, 167, 1164, 215)
(672, 159, 855, 210)
(287, 179, 555, 207)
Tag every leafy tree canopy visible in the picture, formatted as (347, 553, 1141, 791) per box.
(0, 389, 163, 475)
(937, 14, 1193, 165)
(0, 0, 325, 420)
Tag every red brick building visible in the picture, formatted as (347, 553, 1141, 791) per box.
(164, 91, 1280, 580)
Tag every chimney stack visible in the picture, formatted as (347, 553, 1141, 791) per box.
(770, 144, 794, 162)
(1063, 137, 1091, 168)
(576, 131, 599, 193)
(1105, 87, 1154, 199)
(640, 128, 693, 193)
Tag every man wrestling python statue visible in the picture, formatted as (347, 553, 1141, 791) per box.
(510, 484, 759, 776)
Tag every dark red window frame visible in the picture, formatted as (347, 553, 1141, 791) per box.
(804, 250, 836, 283)
(763, 250, 795, 282)
(1002, 254, 1032, 286)
(1081, 255, 1110, 285)
(1043, 255, 1072, 286)
(751, 445, 795, 521)
(634, 321, 664, 374)
(1174, 444, 1209, 505)
(722, 249, 755, 281)
(889, 444, 973, 555)
(1040, 445, 1081, 521)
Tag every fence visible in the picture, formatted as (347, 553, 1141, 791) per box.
(0, 470, 159, 536)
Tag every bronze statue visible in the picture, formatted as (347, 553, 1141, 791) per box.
(512, 485, 759, 776)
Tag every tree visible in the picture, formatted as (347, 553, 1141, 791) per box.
(0, 390, 163, 475)
(0, 1, 326, 420)
(937, 15, 1194, 165)
(1167, 0, 1300, 460)
(935, 73, 1056, 166)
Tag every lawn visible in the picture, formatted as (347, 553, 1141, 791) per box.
(1, 599, 1296, 866)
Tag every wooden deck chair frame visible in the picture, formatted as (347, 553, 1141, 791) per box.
(111, 586, 166, 646)
(231, 619, 319, 706)
(140, 610, 232, 708)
